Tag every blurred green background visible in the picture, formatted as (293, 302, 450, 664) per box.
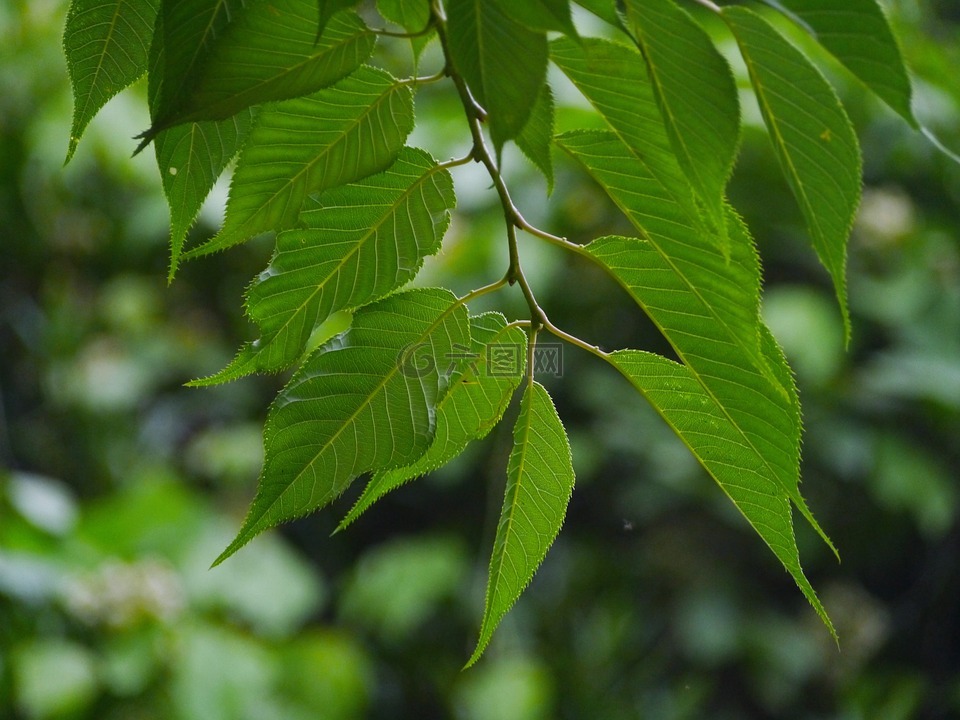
(2, 1, 960, 718)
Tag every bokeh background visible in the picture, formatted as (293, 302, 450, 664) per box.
(3, 1, 960, 718)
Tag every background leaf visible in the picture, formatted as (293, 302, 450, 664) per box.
(63, 0, 160, 162)
(339, 313, 527, 530)
(468, 380, 575, 666)
(198, 147, 456, 382)
(215, 288, 472, 563)
(762, 0, 917, 126)
(724, 6, 861, 339)
(446, 0, 548, 152)
(623, 0, 740, 247)
(191, 65, 415, 255)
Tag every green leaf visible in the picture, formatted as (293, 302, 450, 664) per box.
(149, 0, 245, 144)
(145, 5, 375, 139)
(467, 380, 575, 666)
(515, 83, 556, 193)
(195, 147, 457, 383)
(556, 129, 834, 553)
(63, 0, 160, 162)
(723, 6, 861, 340)
(763, 0, 917, 126)
(378, 0, 430, 32)
(623, 0, 740, 248)
(156, 113, 256, 278)
(188, 65, 415, 256)
(215, 288, 471, 564)
(572, 0, 622, 28)
(606, 349, 835, 638)
(317, 0, 361, 38)
(339, 313, 527, 531)
(550, 37, 706, 240)
(446, 0, 549, 152)
(493, 0, 577, 36)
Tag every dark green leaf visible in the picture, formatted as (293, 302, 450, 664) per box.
(493, 0, 577, 36)
(623, 0, 740, 247)
(150, 7, 375, 140)
(467, 380, 575, 666)
(215, 288, 472, 563)
(572, 0, 622, 28)
(378, 0, 430, 32)
(63, 0, 160, 162)
(446, 0, 549, 151)
(763, 0, 917, 126)
(515, 83, 556, 193)
(339, 313, 527, 530)
(195, 147, 457, 383)
(188, 65, 415, 256)
(149, 0, 244, 142)
(724, 6, 861, 339)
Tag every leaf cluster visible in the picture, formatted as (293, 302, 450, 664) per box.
(63, 0, 922, 660)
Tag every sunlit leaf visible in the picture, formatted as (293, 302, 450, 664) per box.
(188, 65, 415, 256)
(194, 147, 456, 383)
(606, 349, 835, 637)
(467, 380, 575, 666)
(63, 0, 160, 162)
(623, 0, 740, 248)
(724, 6, 861, 339)
(215, 288, 472, 563)
(446, 0, 548, 152)
(762, 0, 916, 126)
(339, 313, 527, 530)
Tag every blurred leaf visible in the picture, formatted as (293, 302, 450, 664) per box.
(455, 656, 556, 720)
(468, 381, 575, 666)
(340, 535, 467, 641)
(279, 631, 372, 718)
(377, 0, 430, 32)
(13, 640, 99, 719)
